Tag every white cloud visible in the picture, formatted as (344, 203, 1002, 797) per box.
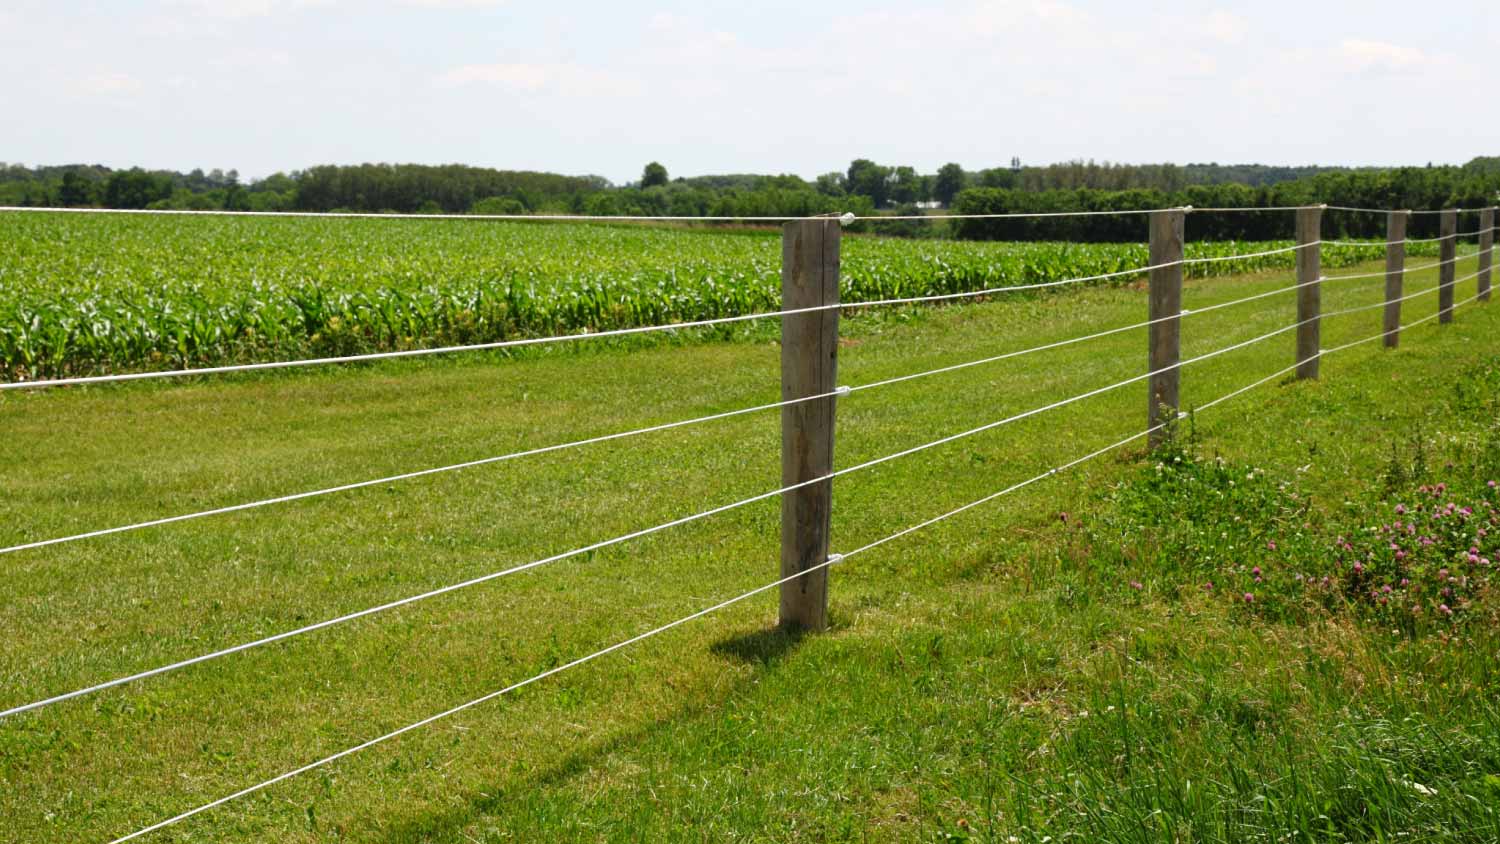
(398, 0, 505, 7)
(1198, 10, 1249, 44)
(77, 72, 143, 96)
(436, 63, 639, 97)
(165, 0, 336, 19)
(1339, 39, 1428, 72)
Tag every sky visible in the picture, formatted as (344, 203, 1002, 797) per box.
(2, 1, 1497, 184)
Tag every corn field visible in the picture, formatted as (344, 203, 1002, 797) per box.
(0, 213, 1444, 380)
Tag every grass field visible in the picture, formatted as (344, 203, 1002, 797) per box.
(2, 245, 1498, 842)
(0, 212, 1458, 381)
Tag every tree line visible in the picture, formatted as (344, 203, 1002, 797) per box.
(3, 158, 1497, 240)
(950, 161, 1500, 241)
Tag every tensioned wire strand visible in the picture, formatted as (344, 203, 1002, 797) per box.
(0, 204, 1191, 222)
(1326, 205, 1497, 216)
(0, 242, 1344, 392)
(1321, 249, 1482, 282)
(1186, 205, 1319, 212)
(0, 307, 1322, 720)
(106, 293, 1486, 843)
(0, 246, 1440, 559)
(0, 263, 1350, 560)
(0, 205, 826, 223)
(1326, 228, 1494, 246)
(7, 204, 1493, 225)
(1317, 267, 1486, 322)
(0, 257, 1189, 391)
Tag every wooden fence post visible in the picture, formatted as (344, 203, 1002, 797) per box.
(1147, 208, 1184, 447)
(1478, 207, 1494, 303)
(779, 219, 840, 632)
(1438, 209, 1457, 323)
(1295, 206, 1323, 379)
(1384, 210, 1408, 348)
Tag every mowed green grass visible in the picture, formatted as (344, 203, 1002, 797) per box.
(1, 253, 1497, 842)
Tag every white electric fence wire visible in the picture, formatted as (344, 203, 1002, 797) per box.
(0, 301, 849, 391)
(1, 266, 1339, 559)
(1326, 290, 1484, 352)
(0, 243, 1348, 394)
(0, 390, 833, 557)
(1325, 228, 1494, 247)
(2, 258, 1200, 391)
(1187, 206, 1318, 213)
(822, 260, 1175, 309)
(852, 207, 1180, 221)
(103, 548, 850, 843)
(1180, 241, 1317, 264)
(845, 353, 1323, 559)
(4, 205, 1180, 224)
(1319, 269, 1480, 322)
(845, 274, 1320, 394)
(115, 296, 1474, 843)
(1325, 206, 1497, 216)
(8, 204, 1492, 226)
(0, 310, 1312, 720)
(1321, 250, 1477, 283)
(0, 206, 824, 223)
(7, 231, 1461, 394)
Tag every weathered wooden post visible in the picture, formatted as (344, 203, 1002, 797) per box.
(1478, 207, 1494, 303)
(1147, 208, 1184, 447)
(1384, 210, 1408, 347)
(1295, 206, 1323, 379)
(779, 219, 840, 632)
(1438, 209, 1457, 323)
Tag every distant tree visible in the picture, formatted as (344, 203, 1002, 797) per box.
(888, 166, 920, 205)
(222, 181, 250, 212)
(976, 167, 1018, 189)
(471, 196, 526, 215)
(641, 161, 669, 188)
(846, 159, 891, 207)
(58, 170, 95, 207)
(247, 190, 291, 212)
(103, 168, 171, 209)
(814, 172, 846, 196)
(934, 163, 966, 206)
